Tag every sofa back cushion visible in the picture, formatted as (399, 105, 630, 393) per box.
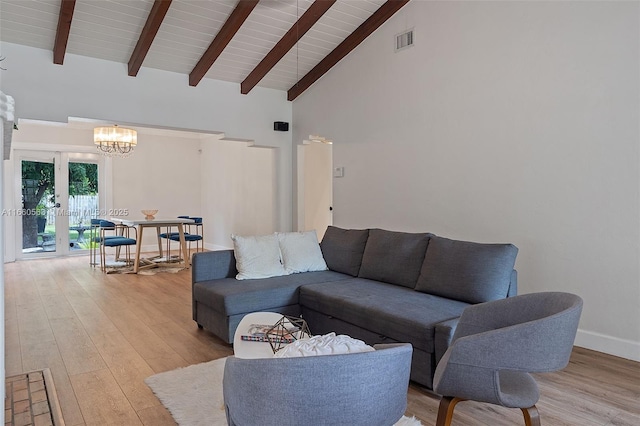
(358, 229, 432, 288)
(320, 226, 369, 276)
(415, 236, 518, 304)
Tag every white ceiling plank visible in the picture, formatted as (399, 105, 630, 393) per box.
(0, 28, 53, 50)
(0, 0, 394, 92)
(0, 19, 53, 39)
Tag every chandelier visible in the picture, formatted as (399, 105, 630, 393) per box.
(94, 125, 137, 157)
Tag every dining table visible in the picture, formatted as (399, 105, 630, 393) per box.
(110, 217, 195, 273)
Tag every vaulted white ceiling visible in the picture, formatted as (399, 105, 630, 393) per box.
(0, 0, 407, 100)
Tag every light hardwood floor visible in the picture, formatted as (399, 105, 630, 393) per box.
(4, 256, 640, 425)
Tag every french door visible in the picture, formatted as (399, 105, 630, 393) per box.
(15, 150, 104, 259)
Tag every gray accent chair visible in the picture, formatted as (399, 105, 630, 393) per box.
(433, 292, 583, 426)
(223, 343, 413, 426)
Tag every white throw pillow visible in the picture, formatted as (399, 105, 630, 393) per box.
(273, 333, 375, 358)
(277, 230, 328, 274)
(231, 234, 287, 280)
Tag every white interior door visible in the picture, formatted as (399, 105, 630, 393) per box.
(297, 142, 333, 240)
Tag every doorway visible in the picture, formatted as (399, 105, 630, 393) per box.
(14, 150, 104, 259)
(297, 142, 333, 240)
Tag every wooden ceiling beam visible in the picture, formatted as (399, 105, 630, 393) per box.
(287, 0, 410, 101)
(189, 0, 259, 87)
(241, 0, 336, 95)
(53, 0, 76, 65)
(128, 0, 173, 77)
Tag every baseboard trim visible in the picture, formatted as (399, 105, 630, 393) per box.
(100, 242, 230, 254)
(203, 243, 232, 251)
(575, 328, 640, 362)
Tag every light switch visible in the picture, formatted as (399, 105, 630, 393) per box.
(333, 166, 344, 178)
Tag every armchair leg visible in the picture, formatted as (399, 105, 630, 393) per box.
(522, 405, 541, 426)
(436, 396, 464, 426)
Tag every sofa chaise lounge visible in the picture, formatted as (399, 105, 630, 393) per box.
(192, 226, 518, 389)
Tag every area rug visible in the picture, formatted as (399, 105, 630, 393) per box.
(137, 266, 185, 275)
(145, 357, 423, 426)
(105, 265, 185, 275)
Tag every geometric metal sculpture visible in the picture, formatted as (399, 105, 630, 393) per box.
(265, 315, 312, 354)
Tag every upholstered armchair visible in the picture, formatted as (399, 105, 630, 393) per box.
(433, 292, 583, 426)
(223, 343, 413, 426)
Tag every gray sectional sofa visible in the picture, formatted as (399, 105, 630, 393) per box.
(192, 226, 518, 389)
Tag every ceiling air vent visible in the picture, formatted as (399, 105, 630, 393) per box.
(395, 29, 414, 52)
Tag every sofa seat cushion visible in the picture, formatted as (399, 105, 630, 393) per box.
(194, 271, 351, 316)
(358, 229, 432, 288)
(299, 278, 470, 353)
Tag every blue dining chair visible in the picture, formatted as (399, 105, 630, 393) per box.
(170, 216, 204, 258)
(99, 220, 137, 272)
(160, 216, 204, 262)
(89, 218, 120, 267)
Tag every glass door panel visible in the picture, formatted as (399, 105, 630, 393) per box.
(68, 161, 99, 251)
(21, 158, 57, 254)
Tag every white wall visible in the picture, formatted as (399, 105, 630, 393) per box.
(110, 132, 201, 248)
(201, 139, 278, 249)
(0, 42, 293, 232)
(293, 1, 640, 361)
(4, 120, 282, 253)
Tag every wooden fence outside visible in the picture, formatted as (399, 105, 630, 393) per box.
(44, 195, 99, 225)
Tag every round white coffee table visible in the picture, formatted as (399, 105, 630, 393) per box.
(233, 312, 284, 359)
